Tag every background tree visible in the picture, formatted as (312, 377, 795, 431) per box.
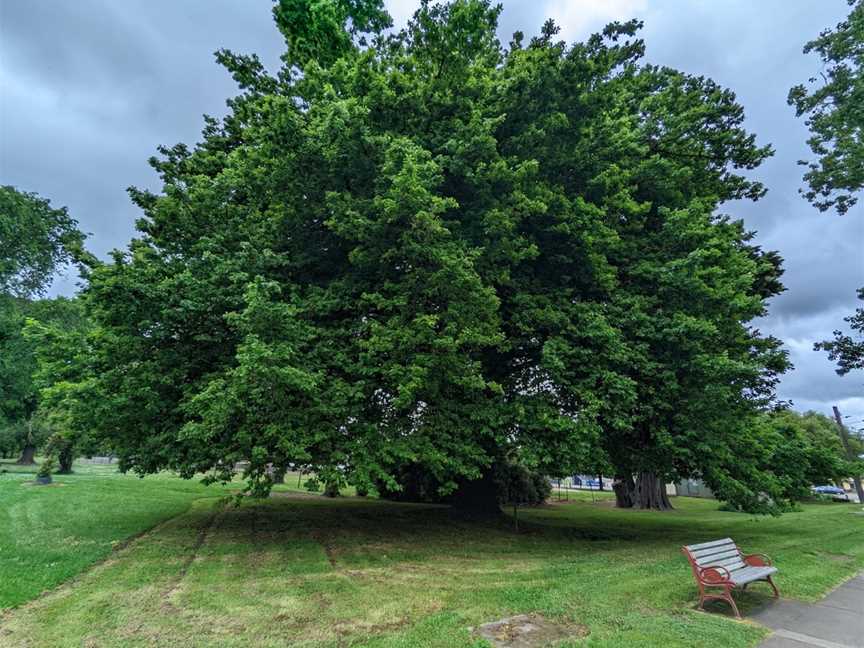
(71, 0, 791, 513)
(788, 0, 864, 215)
(0, 186, 88, 464)
(0, 297, 90, 465)
(0, 186, 87, 298)
(815, 288, 864, 375)
(0, 298, 38, 461)
(765, 410, 853, 491)
(23, 298, 95, 473)
(791, 2, 863, 498)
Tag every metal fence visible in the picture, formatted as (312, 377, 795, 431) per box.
(77, 456, 118, 465)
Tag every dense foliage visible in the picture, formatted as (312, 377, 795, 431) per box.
(788, 0, 864, 215)
(761, 410, 855, 501)
(66, 0, 793, 512)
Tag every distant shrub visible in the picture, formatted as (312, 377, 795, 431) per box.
(36, 457, 56, 479)
(496, 462, 551, 507)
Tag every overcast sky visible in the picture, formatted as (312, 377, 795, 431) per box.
(1, 0, 862, 426)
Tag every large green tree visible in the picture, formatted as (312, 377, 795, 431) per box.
(73, 0, 790, 512)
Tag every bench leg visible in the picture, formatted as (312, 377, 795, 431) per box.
(726, 590, 742, 619)
(767, 575, 779, 598)
(700, 588, 741, 619)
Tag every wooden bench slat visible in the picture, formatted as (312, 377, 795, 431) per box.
(690, 539, 736, 552)
(685, 538, 734, 552)
(706, 556, 746, 570)
(693, 546, 737, 558)
(694, 549, 741, 565)
(692, 544, 737, 559)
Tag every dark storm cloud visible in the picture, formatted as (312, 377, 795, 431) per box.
(1, 0, 862, 420)
(1, 0, 284, 263)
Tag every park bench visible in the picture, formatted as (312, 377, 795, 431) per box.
(682, 538, 779, 618)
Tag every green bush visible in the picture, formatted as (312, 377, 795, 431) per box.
(496, 462, 551, 507)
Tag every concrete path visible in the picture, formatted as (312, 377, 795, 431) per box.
(752, 573, 863, 648)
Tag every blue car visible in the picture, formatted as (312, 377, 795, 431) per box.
(812, 485, 848, 499)
(572, 476, 601, 489)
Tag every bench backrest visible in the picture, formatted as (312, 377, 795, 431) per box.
(682, 538, 745, 572)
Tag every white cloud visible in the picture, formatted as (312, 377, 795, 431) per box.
(385, 0, 420, 30)
(544, 0, 648, 41)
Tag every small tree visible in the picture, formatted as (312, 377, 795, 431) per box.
(34, 456, 56, 485)
(497, 461, 552, 531)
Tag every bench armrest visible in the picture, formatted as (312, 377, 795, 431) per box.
(699, 565, 733, 584)
(744, 553, 772, 567)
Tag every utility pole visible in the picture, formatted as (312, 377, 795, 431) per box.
(833, 405, 864, 503)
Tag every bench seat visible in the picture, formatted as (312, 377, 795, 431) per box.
(682, 538, 780, 618)
(729, 565, 777, 586)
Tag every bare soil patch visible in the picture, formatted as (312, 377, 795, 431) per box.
(472, 613, 589, 647)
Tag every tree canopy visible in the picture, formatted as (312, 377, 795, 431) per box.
(67, 0, 793, 512)
(788, 0, 864, 215)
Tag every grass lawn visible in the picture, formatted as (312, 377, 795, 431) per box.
(1, 469, 862, 647)
(0, 459, 236, 610)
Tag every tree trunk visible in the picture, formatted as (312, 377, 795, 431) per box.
(57, 446, 75, 474)
(16, 444, 36, 465)
(613, 474, 635, 508)
(633, 472, 673, 510)
(450, 468, 501, 518)
(323, 481, 340, 498)
(597, 474, 604, 491)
